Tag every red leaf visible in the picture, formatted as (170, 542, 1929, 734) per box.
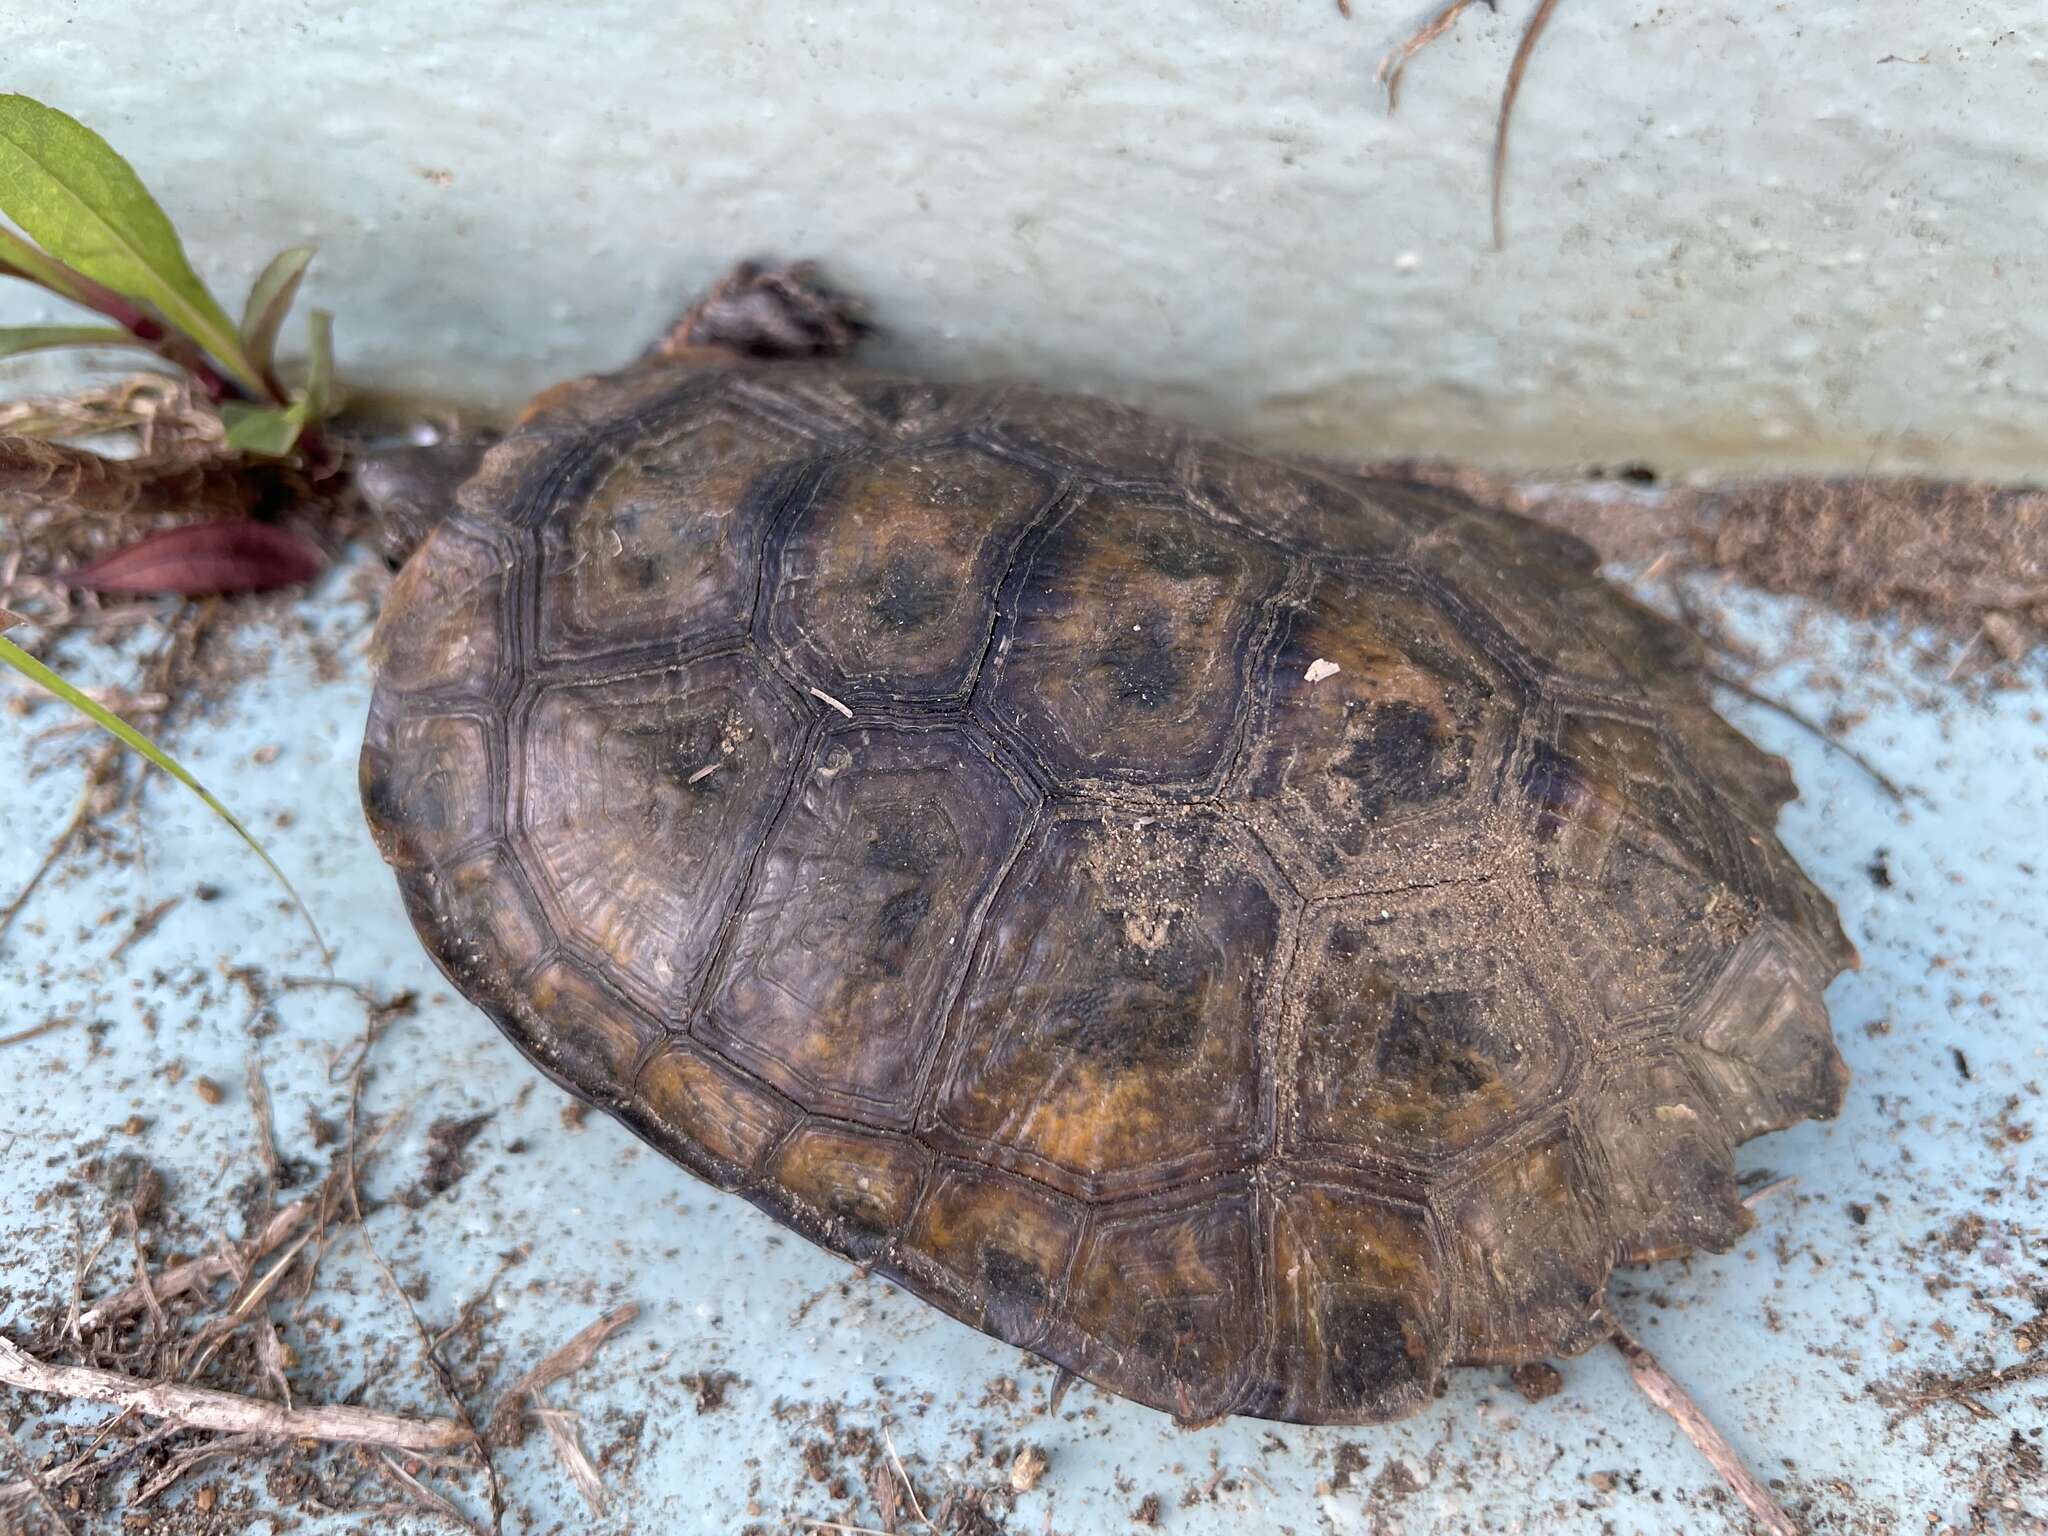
(62, 522, 325, 596)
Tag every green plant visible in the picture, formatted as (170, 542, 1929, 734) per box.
(0, 612, 327, 963)
(0, 93, 333, 457)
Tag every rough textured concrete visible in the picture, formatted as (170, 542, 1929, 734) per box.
(3, 1, 2044, 478)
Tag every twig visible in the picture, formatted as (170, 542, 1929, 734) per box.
(1709, 671, 1909, 804)
(487, 1303, 640, 1435)
(370, 1448, 491, 1536)
(107, 894, 182, 962)
(132, 1432, 267, 1505)
(1742, 1176, 1799, 1210)
(883, 1427, 931, 1529)
(0, 1335, 473, 1454)
(245, 1050, 282, 1208)
(1878, 1354, 2048, 1424)
(1607, 1317, 1799, 1536)
(343, 998, 506, 1532)
(76, 1196, 310, 1336)
(0, 1417, 79, 1536)
(1374, 0, 1490, 112)
(0, 1015, 78, 1049)
(179, 1229, 316, 1383)
(1492, 0, 1562, 249)
(0, 734, 120, 947)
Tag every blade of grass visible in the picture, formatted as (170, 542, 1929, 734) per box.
(219, 402, 303, 458)
(239, 246, 314, 382)
(0, 632, 328, 966)
(299, 309, 334, 423)
(0, 96, 268, 398)
(0, 323, 156, 359)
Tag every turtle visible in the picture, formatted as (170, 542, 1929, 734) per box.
(357, 262, 1854, 1426)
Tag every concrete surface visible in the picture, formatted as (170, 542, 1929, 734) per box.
(4, 2, 2046, 479)
(0, 554, 2042, 1534)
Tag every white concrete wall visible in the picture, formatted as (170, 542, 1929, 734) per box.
(6, 1, 2043, 478)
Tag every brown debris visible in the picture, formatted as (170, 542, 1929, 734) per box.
(1508, 1361, 1564, 1403)
(1363, 460, 2048, 662)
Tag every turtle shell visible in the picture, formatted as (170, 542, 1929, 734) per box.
(360, 359, 1853, 1425)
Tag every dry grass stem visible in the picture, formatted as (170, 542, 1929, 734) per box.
(1373, 0, 1489, 111)
(1491, 0, 1562, 248)
(1607, 1317, 1799, 1536)
(77, 1192, 312, 1336)
(883, 1427, 931, 1528)
(488, 1303, 640, 1434)
(106, 893, 182, 961)
(0, 1014, 79, 1049)
(1741, 1176, 1798, 1209)
(0, 1416, 80, 1536)
(371, 1448, 491, 1536)
(532, 1406, 608, 1515)
(0, 1334, 475, 1454)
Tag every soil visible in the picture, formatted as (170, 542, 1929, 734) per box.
(1362, 460, 2048, 667)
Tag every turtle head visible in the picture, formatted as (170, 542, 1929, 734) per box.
(354, 427, 500, 565)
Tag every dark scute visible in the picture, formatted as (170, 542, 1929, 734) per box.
(1136, 525, 1238, 581)
(1520, 741, 1590, 834)
(869, 887, 931, 975)
(980, 1245, 1048, 1308)
(1098, 617, 1184, 710)
(1332, 701, 1465, 817)
(1047, 920, 1211, 1069)
(867, 553, 951, 632)
(862, 803, 956, 875)
(628, 713, 732, 797)
(1372, 990, 1504, 1101)
(1323, 1297, 1427, 1409)
(1134, 1297, 1207, 1370)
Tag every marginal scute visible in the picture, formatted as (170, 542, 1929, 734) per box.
(519, 655, 804, 1016)
(369, 520, 513, 698)
(770, 448, 1055, 698)
(1261, 1184, 1445, 1421)
(981, 489, 1287, 787)
(934, 811, 1282, 1198)
(897, 1162, 1082, 1346)
(1580, 1055, 1753, 1262)
(1061, 1189, 1261, 1422)
(358, 710, 496, 874)
(516, 959, 657, 1098)
(629, 1042, 799, 1182)
(768, 1121, 928, 1260)
(1685, 927, 1849, 1141)
(699, 725, 1032, 1126)
(1441, 1127, 1614, 1364)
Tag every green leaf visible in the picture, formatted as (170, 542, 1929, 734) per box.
(0, 95, 265, 396)
(220, 401, 304, 457)
(298, 308, 334, 423)
(0, 631, 328, 965)
(239, 245, 314, 379)
(0, 223, 107, 311)
(0, 323, 150, 358)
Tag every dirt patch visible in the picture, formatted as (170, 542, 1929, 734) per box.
(1363, 460, 2048, 664)
(402, 1111, 494, 1207)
